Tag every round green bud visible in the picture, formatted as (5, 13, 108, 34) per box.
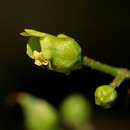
(60, 94, 92, 128)
(20, 29, 82, 74)
(94, 85, 118, 108)
(17, 93, 59, 130)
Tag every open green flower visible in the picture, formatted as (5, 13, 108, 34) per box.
(94, 85, 117, 108)
(17, 93, 59, 130)
(20, 29, 82, 74)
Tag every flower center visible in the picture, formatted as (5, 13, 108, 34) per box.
(33, 50, 48, 66)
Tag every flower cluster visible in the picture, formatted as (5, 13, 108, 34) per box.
(16, 93, 92, 130)
(20, 29, 129, 109)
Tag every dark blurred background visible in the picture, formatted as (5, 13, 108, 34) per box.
(0, 0, 130, 130)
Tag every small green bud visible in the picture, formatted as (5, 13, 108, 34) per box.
(94, 85, 117, 108)
(17, 93, 59, 130)
(20, 29, 82, 74)
(60, 94, 92, 128)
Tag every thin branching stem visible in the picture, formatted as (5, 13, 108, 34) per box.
(83, 56, 130, 88)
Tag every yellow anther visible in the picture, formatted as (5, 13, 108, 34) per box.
(33, 51, 48, 66)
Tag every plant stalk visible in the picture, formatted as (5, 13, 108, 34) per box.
(83, 56, 130, 78)
(110, 70, 128, 88)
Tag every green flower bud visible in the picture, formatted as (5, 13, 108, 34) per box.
(60, 94, 92, 128)
(94, 85, 117, 108)
(20, 29, 82, 74)
(17, 93, 59, 130)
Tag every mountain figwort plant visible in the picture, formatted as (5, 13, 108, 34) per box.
(20, 29, 130, 108)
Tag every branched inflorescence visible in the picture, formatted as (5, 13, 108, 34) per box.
(20, 29, 130, 108)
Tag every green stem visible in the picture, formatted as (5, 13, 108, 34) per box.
(110, 70, 128, 88)
(83, 56, 130, 78)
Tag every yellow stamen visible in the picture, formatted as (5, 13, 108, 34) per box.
(33, 51, 48, 66)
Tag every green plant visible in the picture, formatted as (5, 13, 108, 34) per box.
(14, 92, 92, 130)
(16, 93, 59, 130)
(21, 29, 82, 74)
(94, 85, 117, 108)
(20, 29, 130, 108)
(60, 94, 92, 129)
